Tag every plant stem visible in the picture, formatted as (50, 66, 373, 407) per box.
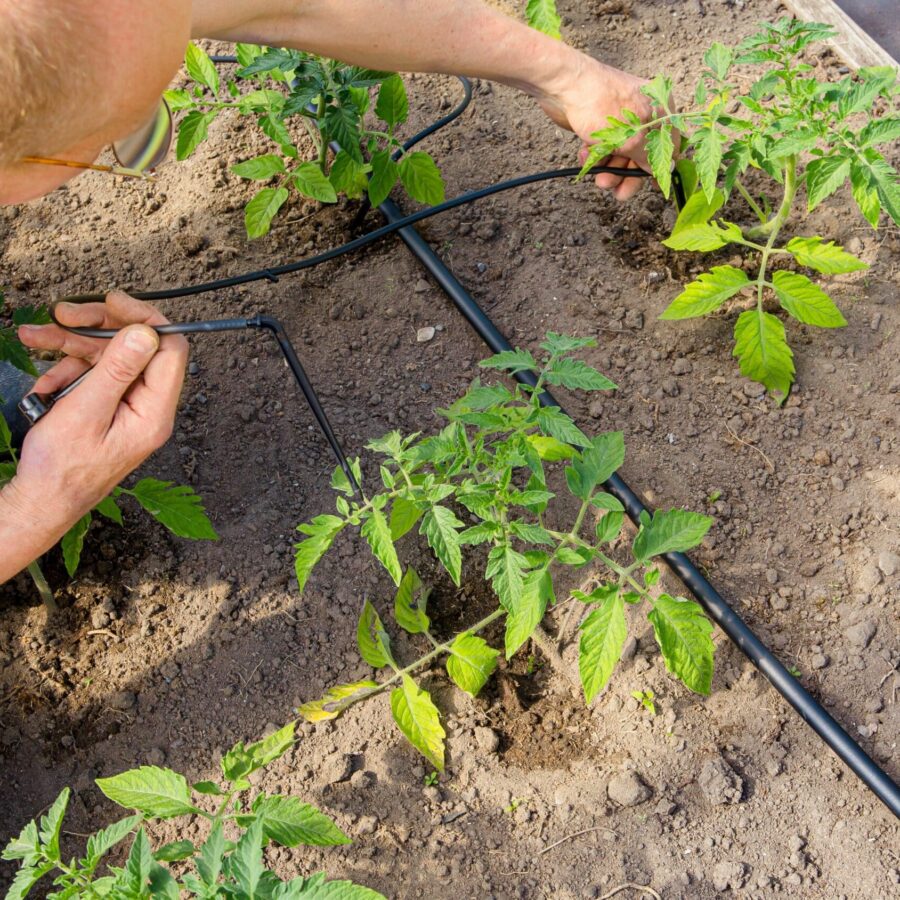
(752, 156, 797, 313)
(315, 97, 327, 173)
(27, 560, 57, 613)
(734, 179, 767, 224)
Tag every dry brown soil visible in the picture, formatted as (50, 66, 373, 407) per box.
(1, 1, 898, 898)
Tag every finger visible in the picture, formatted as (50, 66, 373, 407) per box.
(122, 329, 189, 428)
(18, 322, 107, 363)
(593, 154, 630, 191)
(31, 356, 91, 395)
(613, 161, 647, 201)
(52, 291, 170, 331)
(62, 324, 160, 427)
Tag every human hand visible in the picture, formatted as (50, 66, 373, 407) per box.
(11, 292, 188, 529)
(537, 53, 659, 201)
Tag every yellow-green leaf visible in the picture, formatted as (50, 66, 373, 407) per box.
(785, 237, 867, 274)
(297, 681, 379, 722)
(660, 266, 749, 320)
(732, 308, 795, 399)
(390, 675, 445, 770)
(446, 633, 499, 696)
(772, 271, 847, 328)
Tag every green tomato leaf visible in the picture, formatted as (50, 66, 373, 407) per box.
(389, 496, 422, 541)
(420, 505, 463, 586)
(368, 150, 400, 207)
(94, 495, 123, 525)
(231, 154, 286, 181)
(175, 110, 217, 161)
(537, 406, 588, 448)
(84, 816, 141, 867)
(595, 510, 624, 544)
(357, 600, 393, 669)
(479, 348, 538, 374)
(564, 431, 625, 501)
(663, 220, 742, 252)
(805, 155, 850, 210)
(446, 633, 499, 696)
(390, 674, 445, 770)
(632, 508, 713, 562)
(96, 767, 198, 819)
(525, 0, 562, 39)
(486, 544, 528, 613)
(127, 478, 217, 540)
(544, 357, 617, 391)
(244, 186, 290, 238)
(375, 75, 409, 127)
(504, 568, 552, 658)
(361, 506, 402, 585)
(694, 126, 726, 203)
(660, 266, 749, 320)
(527, 434, 577, 461)
(772, 271, 847, 328)
(646, 126, 674, 199)
(297, 680, 380, 722)
(185, 43, 219, 95)
(154, 840, 195, 863)
(579, 589, 627, 702)
(295, 514, 345, 593)
(785, 237, 867, 274)
(248, 795, 350, 847)
(647, 594, 715, 695)
(292, 161, 339, 203)
(732, 308, 796, 398)
(60, 513, 91, 577)
(398, 152, 446, 206)
(394, 567, 430, 634)
(329, 150, 368, 199)
(37, 788, 69, 859)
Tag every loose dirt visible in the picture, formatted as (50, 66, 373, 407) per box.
(1, 1, 898, 898)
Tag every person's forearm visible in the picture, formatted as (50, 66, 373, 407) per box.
(193, 0, 586, 105)
(0, 478, 71, 583)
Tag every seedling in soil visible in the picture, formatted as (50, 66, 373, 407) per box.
(2, 723, 384, 899)
(580, 19, 900, 401)
(631, 688, 657, 716)
(295, 335, 715, 768)
(423, 771, 440, 787)
(0, 295, 217, 610)
(168, 43, 445, 238)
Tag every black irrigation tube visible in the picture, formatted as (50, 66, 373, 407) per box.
(41, 66, 900, 817)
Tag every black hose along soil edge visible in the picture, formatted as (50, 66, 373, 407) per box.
(365, 109, 900, 818)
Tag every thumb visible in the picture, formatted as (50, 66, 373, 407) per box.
(75, 324, 160, 423)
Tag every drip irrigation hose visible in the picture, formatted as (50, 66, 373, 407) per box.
(24, 69, 898, 816)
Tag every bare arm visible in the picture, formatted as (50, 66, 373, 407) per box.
(191, 0, 655, 198)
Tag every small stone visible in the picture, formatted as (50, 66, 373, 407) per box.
(109, 691, 137, 711)
(811, 653, 829, 670)
(624, 309, 644, 330)
(673, 358, 692, 375)
(698, 755, 744, 805)
(90, 608, 110, 629)
(859, 563, 883, 592)
(473, 726, 500, 754)
(588, 399, 605, 418)
(813, 449, 831, 467)
(416, 326, 436, 343)
(799, 561, 822, 578)
(414, 279, 430, 294)
(147, 747, 166, 766)
(607, 771, 652, 807)
(831, 476, 845, 491)
(188, 361, 200, 376)
(844, 619, 876, 649)
(356, 815, 378, 835)
(712, 860, 748, 892)
(321, 753, 353, 784)
(877, 551, 899, 577)
(350, 770, 376, 789)
(765, 568, 778, 585)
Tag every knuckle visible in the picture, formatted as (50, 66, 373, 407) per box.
(103, 355, 139, 385)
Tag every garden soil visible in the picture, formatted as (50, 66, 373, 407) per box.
(1, 1, 898, 898)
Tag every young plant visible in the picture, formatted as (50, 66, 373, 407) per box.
(295, 335, 715, 768)
(0, 295, 217, 610)
(580, 19, 900, 400)
(525, 0, 562, 39)
(2, 722, 384, 899)
(167, 43, 445, 238)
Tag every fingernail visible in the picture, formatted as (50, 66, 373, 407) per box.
(55, 301, 78, 315)
(124, 325, 159, 352)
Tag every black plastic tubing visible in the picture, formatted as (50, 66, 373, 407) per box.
(373, 199, 900, 820)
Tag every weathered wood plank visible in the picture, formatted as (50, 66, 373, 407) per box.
(784, 0, 898, 67)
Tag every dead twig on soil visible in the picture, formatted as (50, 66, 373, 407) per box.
(597, 883, 663, 900)
(538, 825, 609, 856)
(86, 629, 118, 640)
(724, 423, 775, 473)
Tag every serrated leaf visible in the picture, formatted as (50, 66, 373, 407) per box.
(329, 150, 368, 199)
(525, 0, 561, 38)
(96, 767, 198, 819)
(446, 633, 499, 696)
(510, 522, 554, 545)
(292, 162, 338, 203)
(504, 568, 552, 658)
(394, 568, 429, 634)
(295, 514, 345, 593)
(231, 154, 286, 180)
(647, 594, 715, 694)
(703, 42, 732, 78)
(479, 348, 538, 373)
(361, 507, 402, 585)
(663, 220, 741, 252)
(526, 434, 577, 461)
(632, 508, 713, 562)
(544, 357, 617, 391)
(389, 496, 422, 541)
(297, 680, 379, 722)
(537, 406, 588, 447)
(84, 816, 140, 868)
(38, 788, 69, 859)
(244, 186, 290, 238)
(694, 126, 726, 202)
(128, 478, 218, 540)
(375, 75, 409, 127)
(565, 431, 625, 500)
(2, 820, 39, 865)
(579, 589, 627, 702)
(175, 110, 216, 161)
(772, 271, 847, 327)
(4, 863, 53, 900)
(390, 674, 445, 770)
(859, 117, 900, 147)
(660, 266, 749, 320)
(595, 510, 624, 544)
(321, 105, 363, 162)
(732, 308, 795, 397)
(227, 819, 264, 897)
(274, 874, 387, 899)
(196, 822, 225, 888)
(368, 150, 400, 207)
(248, 795, 350, 847)
(486, 544, 528, 614)
(94, 495, 123, 525)
(646, 126, 674, 199)
(806, 155, 850, 210)
(420, 506, 463, 586)
(60, 513, 91, 577)
(785, 237, 867, 274)
(357, 600, 392, 668)
(249, 721, 295, 769)
(185, 43, 219, 95)
(856, 150, 900, 225)
(192, 781, 226, 796)
(398, 152, 445, 206)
